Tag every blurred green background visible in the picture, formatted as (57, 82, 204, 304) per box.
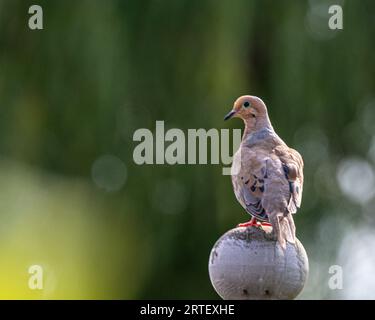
(0, 0, 374, 299)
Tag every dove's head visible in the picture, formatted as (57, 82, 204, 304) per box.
(224, 95, 271, 131)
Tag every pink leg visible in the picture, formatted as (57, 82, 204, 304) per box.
(237, 217, 258, 227)
(237, 217, 272, 228)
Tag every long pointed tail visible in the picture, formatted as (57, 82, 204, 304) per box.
(269, 213, 296, 249)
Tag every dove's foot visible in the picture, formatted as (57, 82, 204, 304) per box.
(237, 217, 257, 227)
(237, 221, 256, 227)
(237, 217, 271, 228)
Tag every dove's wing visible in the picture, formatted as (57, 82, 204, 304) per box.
(231, 146, 271, 221)
(274, 145, 304, 213)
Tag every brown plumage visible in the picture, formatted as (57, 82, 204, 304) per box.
(224, 95, 304, 249)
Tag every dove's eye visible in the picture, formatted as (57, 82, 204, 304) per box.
(243, 101, 251, 108)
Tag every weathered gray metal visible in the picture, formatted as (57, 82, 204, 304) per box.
(209, 226, 308, 300)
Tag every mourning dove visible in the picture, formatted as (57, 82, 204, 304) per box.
(224, 95, 304, 249)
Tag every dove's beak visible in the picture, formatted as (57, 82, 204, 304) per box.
(224, 110, 236, 121)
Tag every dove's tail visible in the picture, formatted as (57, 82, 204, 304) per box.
(269, 213, 296, 249)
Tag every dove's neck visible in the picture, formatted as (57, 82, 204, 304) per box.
(242, 115, 274, 141)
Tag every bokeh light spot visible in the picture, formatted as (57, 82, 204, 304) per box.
(336, 158, 375, 205)
(151, 179, 188, 215)
(305, 0, 344, 41)
(338, 227, 375, 299)
(91, 155, 127, 192)
(294, 125, 329, 166)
